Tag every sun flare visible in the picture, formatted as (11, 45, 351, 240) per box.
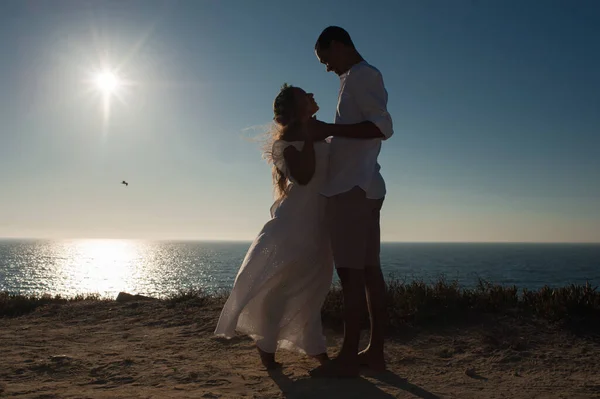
(94, 70, 122, 95)
(85, 64, 131, 126)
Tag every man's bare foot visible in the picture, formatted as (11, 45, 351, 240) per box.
(310, 353, 330, 365)
(358, 349, 386, 372)
(256, 346, 282, 370)
(309, 356, 359, 378)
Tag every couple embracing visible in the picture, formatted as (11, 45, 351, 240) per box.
(215, 26, 394, 378)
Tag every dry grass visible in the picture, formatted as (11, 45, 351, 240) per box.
(3, 278, 599, 334)
(0, 292, 105, 318)
(320, 278, 600, 333)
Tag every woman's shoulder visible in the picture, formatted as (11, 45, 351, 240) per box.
(274, 138, 328, 145)
(271, 140, 299, 172)
(273, 139, 329, 154)
(274, 139, 304, 145)
(272, 139, 303, 153)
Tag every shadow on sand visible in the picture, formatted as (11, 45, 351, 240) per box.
(269, 369, 441, 399)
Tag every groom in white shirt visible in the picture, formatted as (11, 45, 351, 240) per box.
(310, 26, 394, 377)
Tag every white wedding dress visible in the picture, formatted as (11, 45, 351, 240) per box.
(214, 140, 333, 356)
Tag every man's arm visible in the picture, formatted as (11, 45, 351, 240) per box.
(312, 120, 384, 141)
(310, 67, 393, 141)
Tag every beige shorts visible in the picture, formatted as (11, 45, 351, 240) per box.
(327, 186, 384, 270)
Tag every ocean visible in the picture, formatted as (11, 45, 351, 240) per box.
(1, 239, 599, 298)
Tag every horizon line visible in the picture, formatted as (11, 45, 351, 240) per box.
(0, 236, 599, 245)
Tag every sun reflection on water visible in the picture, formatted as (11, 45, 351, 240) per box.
(0, 239, 249, 298)
(56, 239, 145, 297)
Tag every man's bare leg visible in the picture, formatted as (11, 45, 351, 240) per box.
(310, 268, 366, 378)
(358, 266, 387, 371)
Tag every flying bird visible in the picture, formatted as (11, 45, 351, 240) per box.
(121, 180, 129, 187)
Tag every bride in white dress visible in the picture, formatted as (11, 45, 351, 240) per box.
(214, 84, 333, 369)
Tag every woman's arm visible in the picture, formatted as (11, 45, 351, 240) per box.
(282, 138, 316, 185)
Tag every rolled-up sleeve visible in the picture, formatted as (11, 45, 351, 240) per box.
(351, 67, 394, 140)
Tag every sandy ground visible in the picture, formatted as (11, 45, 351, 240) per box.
(1, 298, 600, 399)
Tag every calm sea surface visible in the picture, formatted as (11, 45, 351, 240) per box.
(1, 239, 599, 298)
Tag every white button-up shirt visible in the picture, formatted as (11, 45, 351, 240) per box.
(321, 60, 394, 199)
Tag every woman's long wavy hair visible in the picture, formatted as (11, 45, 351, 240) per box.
(263, 83, 300, 201)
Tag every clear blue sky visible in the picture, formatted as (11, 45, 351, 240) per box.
(1, 0, 599, 242)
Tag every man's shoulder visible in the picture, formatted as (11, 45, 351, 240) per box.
(351, 61, 382, 77)
(347, 61, 383, 86)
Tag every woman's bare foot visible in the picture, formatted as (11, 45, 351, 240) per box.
(256, 346, 282, 370)
(310, 353, 330, 365)
(357, 348, 386, 372)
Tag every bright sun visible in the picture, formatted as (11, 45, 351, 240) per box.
(94, 70, 122, 95)
(85, 64, 131, 124)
